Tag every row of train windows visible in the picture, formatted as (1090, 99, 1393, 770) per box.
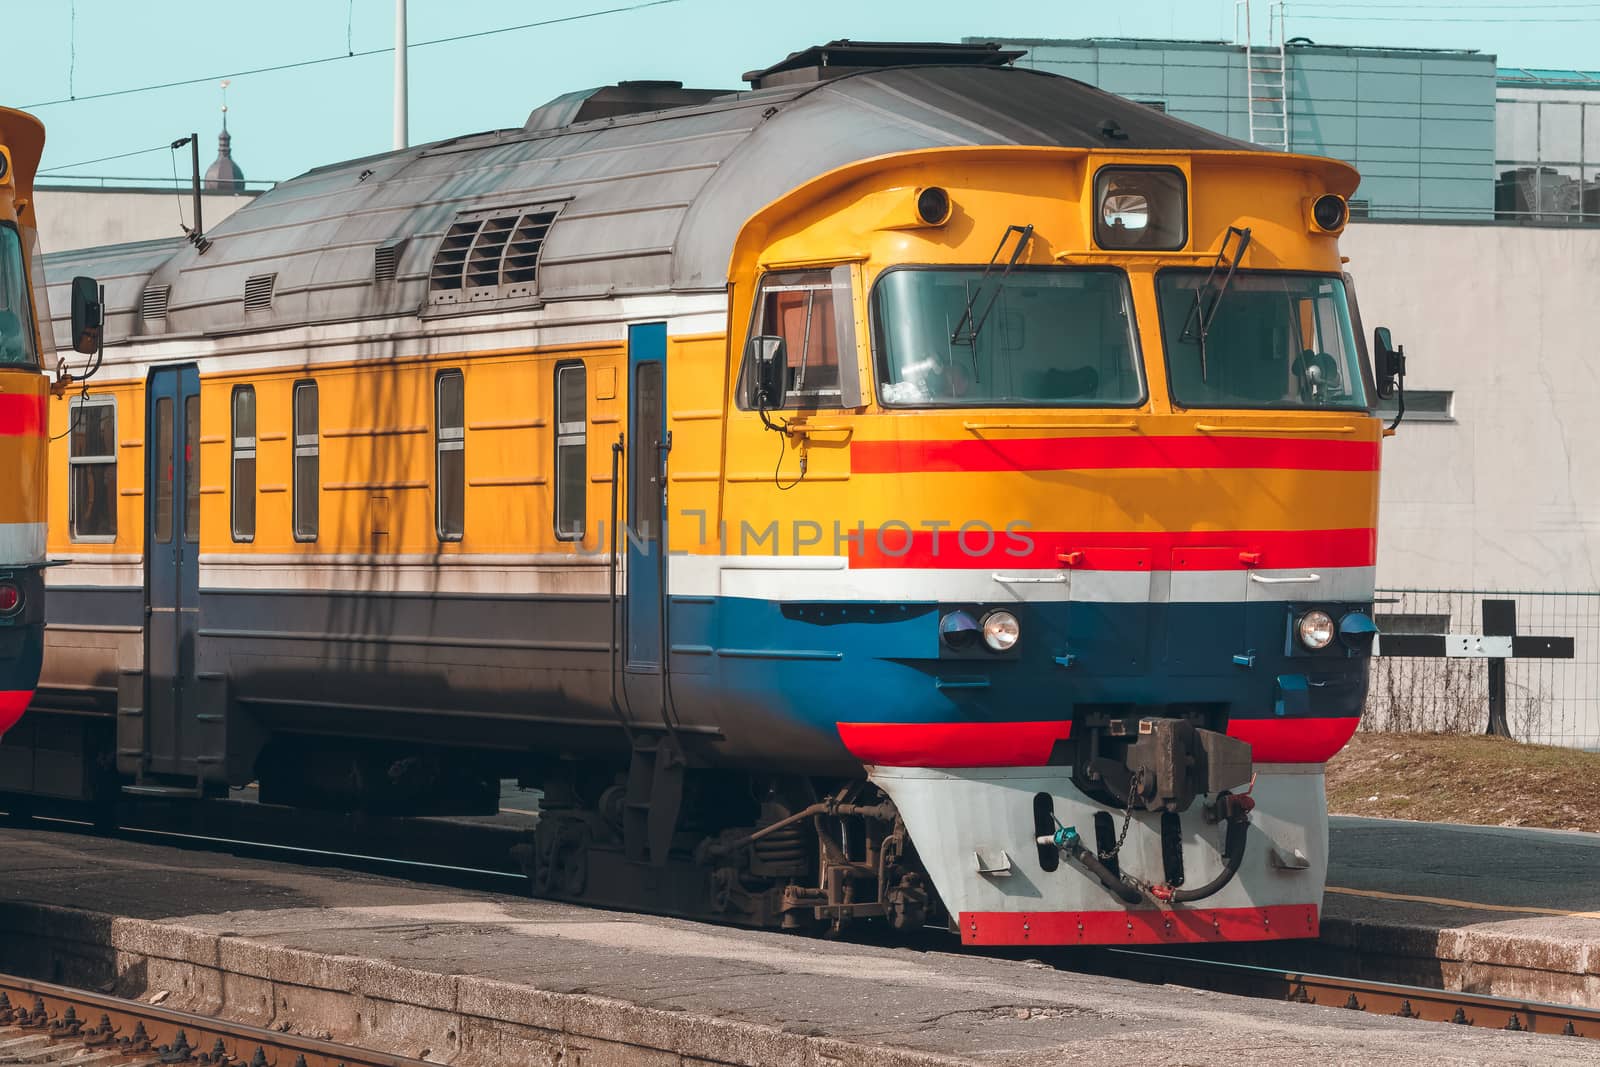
(66, 364, 589, 544)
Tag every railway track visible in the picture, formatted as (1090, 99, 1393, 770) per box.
(4, 801, 1596, 1048)
(1087, 948, 1600, 1041)
(0, 972, 433, 1066)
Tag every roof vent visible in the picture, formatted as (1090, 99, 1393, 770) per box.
(373, 242, 401, 283)
(1347, 199, 1371, 220)
(1138, 100, 1168, 112)
(428, 207, 560, 307)
(243, 273, 277, 312)
(743, 40, 1023, 89)
(140, 284, 171, 321)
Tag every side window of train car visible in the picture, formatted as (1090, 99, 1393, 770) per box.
(740, 265, 860, 410)
(436, 370, 464, 542)
(554, 362, 585, 541)
(293, 380, 318, 542)
(68, 395, 116, 542)
(231, 385, 256, 543)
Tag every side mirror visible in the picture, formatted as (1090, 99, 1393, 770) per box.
(69, 275, 102, 356)
(745, 334, 788, 413)
(1372, 326, 1405, 399)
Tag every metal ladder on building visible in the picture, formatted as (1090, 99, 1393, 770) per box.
(1236, 0, 1290, 151)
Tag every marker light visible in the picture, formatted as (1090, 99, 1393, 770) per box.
(939, 610, 981, 650)
(982, 610, 1021, 652)
(1311, 194, 1348, 233)
(1297, 610, 1335, 650)
(916, 186, 952, 226)
(0, 583, 20, 615)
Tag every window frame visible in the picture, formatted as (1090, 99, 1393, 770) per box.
(292, 379, 319, 543)
(0, 221, 40, 368)
(1153, 267, 1369, 414)
(231, 384, 256, 543)
(737, 264, 862, 411)
(553, 360, 586, 542)
(435, 369, 465, 543)
(67, 394, 117, 543)
(866, 263, 1148, 410)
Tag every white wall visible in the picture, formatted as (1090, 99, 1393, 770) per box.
(32, 187, 255, 253)
(1341, 222, 1600, 594)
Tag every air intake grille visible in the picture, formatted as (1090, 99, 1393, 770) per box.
(1347, 199, 1371, 220)
(373, 243, 400, 283)
(427, 207, 559, 306)
(1138, 100, 1167, 112)
(140, 284, 171, 320)
(243, 273, 277, 312)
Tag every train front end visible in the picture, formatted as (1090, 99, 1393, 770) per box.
(724, 141, 1389, 945)
(0, 109, 50, 741)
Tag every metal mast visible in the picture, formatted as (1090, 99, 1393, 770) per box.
(394, 0, 409, 150)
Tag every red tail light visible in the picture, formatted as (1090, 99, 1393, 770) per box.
(0, 582, 21, 615)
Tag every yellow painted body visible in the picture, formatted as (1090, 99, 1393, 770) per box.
(46, 146, 1378, 570)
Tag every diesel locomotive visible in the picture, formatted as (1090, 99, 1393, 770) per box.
(6, 42, 1404, 945)
(0, 108, 102, 749)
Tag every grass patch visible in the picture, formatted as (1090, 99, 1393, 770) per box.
(1326, 732, 1600, 833)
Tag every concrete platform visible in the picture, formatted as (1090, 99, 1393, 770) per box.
(1308, 816, 1600, 1008)
(0, 825, 1593, 1066)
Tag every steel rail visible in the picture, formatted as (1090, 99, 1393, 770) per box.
(0, 971, 435, 1067)
(1099, 948, 1600, 1040)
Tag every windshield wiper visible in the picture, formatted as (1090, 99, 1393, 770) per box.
(1178, 225, 1253, 381)
(949, 224, 1034, 351)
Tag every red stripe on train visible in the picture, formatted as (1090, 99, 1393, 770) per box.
(847, 528, 1376, 570)
(0, 393, 46, 437)
(960, 903, 1318, 946)
(0, 690, 32, 734)
(852, 435, 1380, 475)
(1227, 716, 1360, 764)
(837, 720, 1073, 768)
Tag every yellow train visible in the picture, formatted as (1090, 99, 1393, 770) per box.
(15, 42, 1403, 945)
(0, 107, 100, 747)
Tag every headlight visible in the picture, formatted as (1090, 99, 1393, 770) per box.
(1297, 610, 1335, 650)
(981, 610, 1020, 652)
(939, 610, 980, 650)
(1311, 193, 1348, 232)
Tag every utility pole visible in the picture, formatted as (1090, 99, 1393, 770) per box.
(394, 0, 408, 150)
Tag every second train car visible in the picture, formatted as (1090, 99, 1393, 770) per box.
(11, 42, 1406, 945)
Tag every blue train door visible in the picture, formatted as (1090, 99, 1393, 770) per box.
(623, 322, 668, 720)
(143, 364, 201, 780)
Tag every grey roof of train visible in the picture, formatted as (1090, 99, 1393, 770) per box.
(43, 63, 1259, 349)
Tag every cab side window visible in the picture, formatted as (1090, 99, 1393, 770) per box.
(742, 266, 860, 409)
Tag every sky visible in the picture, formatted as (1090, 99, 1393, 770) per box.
(5, 0, 1600, 189)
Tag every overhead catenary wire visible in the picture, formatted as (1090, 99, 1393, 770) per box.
(24, 0, 687, 110)
(39, 142, 174, 174)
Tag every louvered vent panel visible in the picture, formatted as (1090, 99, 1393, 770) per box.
(428, 220, 482, 297)
(373, 243, 399, 283)
(1348, 199, 1371, 220)
(140, 284, 171, 320)
(1138, 100, 1167, 112)
(243, 273, 277, 312)
(502, 211, 556, 286)
(465, 216, 516, 293)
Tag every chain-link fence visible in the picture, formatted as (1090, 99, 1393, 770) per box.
(1366, 589, 1600, 748)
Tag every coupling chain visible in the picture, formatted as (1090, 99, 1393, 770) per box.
(1099, 767, 1144, 861)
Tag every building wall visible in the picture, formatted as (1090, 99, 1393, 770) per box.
(989, 38, 1499, 219)
(1341, 221, 1600, 591)
(32, 187, 255, 253)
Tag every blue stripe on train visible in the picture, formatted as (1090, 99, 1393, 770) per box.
(666, 596, 1372, 745)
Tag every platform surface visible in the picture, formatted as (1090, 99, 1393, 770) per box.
(0, 822, 1593, 1066)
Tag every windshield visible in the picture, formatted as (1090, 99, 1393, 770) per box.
(871, 267, 1142, 407)
(0, 225, 37, 367)
(1157, 271, 1367, 411)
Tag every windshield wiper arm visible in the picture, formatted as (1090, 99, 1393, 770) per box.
(1178, 225, 1253, 381)
(949, 224, 1034, 349)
